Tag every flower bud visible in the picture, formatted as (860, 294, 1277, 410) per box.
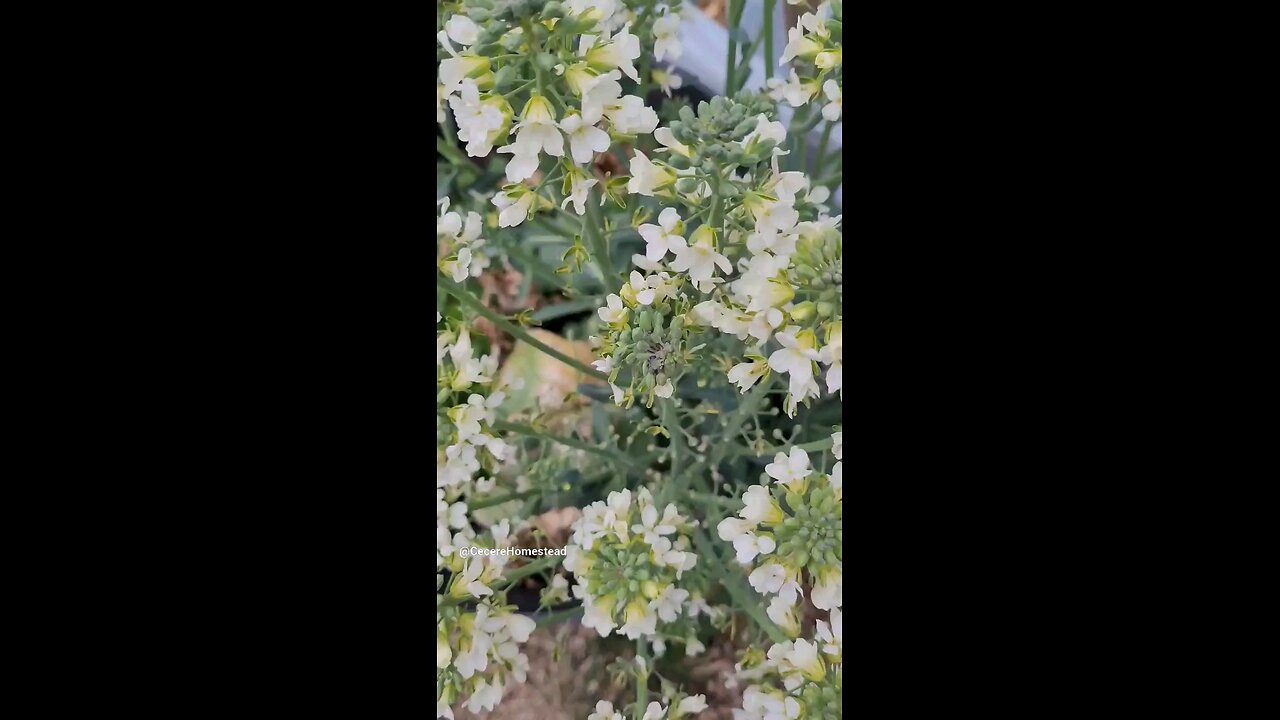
(789, 301, 816, 322)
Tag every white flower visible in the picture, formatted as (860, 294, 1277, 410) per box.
(582, 595, 618, 637)
(748, 562, 787, 595)
(819, 322, 842, 394)
(605, 95, 659, 135)
(654, 380, 674, 398)
(822, 79, 842, 122)
(765, 447, 811, 486)
(589, 700, 624, 720)
(767, 595, 801, 636)
(741, 113, 787, 149)
(653, 67, 684, 97)
(653, 11, 683, 62)
(651, 585, 688, 622)
(786, 638, 826, 681)
(727, 358, 768, 392)
(816, 609, 842, 656)
(811, 569, 842, 611)
(498, 95, 563, 182)
(448, 80, 505, 157)
(439, 55, 489, 96)
(749, 197, 800, 237)
(829, 460, 842, 492)
(740, 484, 784, 525)
(638, 207, 684, 261)
(733, 532, 777, 564)
(598, 293, 628, 323)
(593, 356, 613, 374)
(653, 126, 691, 157)
(627, 151, 674, 195)
(768, 331, 822, 414)
(441, 246, 472, 282)
(641, 702, 667, 720)
(776, 68, 815, 107)
(581, 70, 623, 124)
(717, 516, 755, 541)
(560, 112, 611, 164)
(568, 0, 618, 24)
(562, 173, 598, 216)
(620, 597, 658, 638)
(585, 23, 641, 82)
(669, 226, 731, 283)
(677, 695, 707, 716)
(832, 431, 842, 460)
(631, 503, 678, 545)
(491, 187, 534, 228)
(444, 15, 480, 46)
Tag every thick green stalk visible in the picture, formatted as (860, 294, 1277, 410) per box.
(438, 275, 608, 381)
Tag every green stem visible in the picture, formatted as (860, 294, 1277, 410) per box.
(708, 163, 725, 236)
(814, 121, 835, 178)
(584, 186, 614, 279)
(711, 374, 776, 466)
(689, 491, 741, 510)
(436, 137, 468, 167)
(634, 637, 649, 718)
(693, 529, 788, 643)
(534, 605, 583, 627)
(725, 0, 746, 95)
(468, 489, 538, 511)
(636, 0, 656, 99)
(493, 420, 622, 463)
(438, 275, 608, 381)
(442, 106, 460, 150)
(660, 401, 684, 504)
(738, 436, 833, 457)
(530, 297, 601, 322)
(522, 20, 548, 98)
(763, 0, 777, 80)
(496, 554, 563, 589)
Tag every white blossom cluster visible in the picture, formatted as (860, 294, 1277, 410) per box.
(590, 694, 709, 720)
(732, 609, 843, 719)
(717, 430, 843, 628)
(563, 487, 700, 639)
(437, 598, 537, 717)
(768, 0, 843, 123)
(437, 0, 685, 230)
(437, 197, 491, 282)
(596, 103, 843, 416)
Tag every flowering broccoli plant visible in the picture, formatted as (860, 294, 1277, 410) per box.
(438, 1, 842, 717)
